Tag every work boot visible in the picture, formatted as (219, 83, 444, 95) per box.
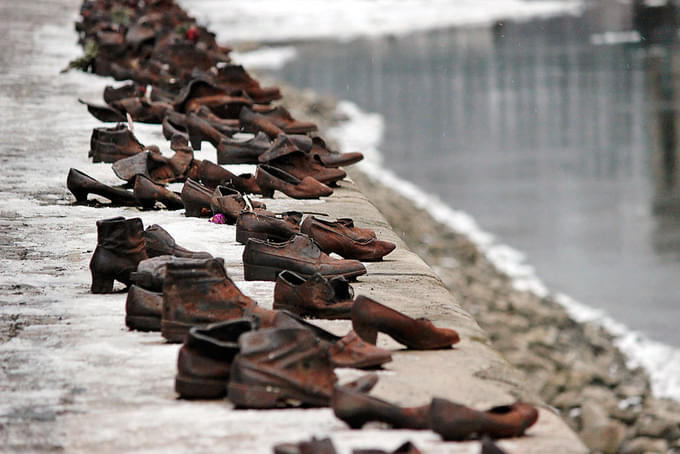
(89, 124, 144, 163)
(217, 131, 271, 164)
(332, 385, 430, 430)
(227, 327, 337, 408)
(273, 271, 354, 320)
(89, 217, 148, 293)
(235, 211, 300, 245)
(143, 224, 212, 258)
(133, 175, 184, 210)
(351, 296, 460, 350)
(242, 234, 366, 282)
(301, 217, 395, 261)
(161, 258, 257, 342)
(67, 168, 137, 205)
(125, 285, 162, 331)
(180, 178, 213, 217)
(273, 438, 337, 454)
(195, 159, 261, 194)
(175, 318, 256, 399)
(428, 399, 539, 441)
(255, 165, 333, 199)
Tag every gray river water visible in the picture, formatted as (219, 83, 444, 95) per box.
(271, 3, 680, 346)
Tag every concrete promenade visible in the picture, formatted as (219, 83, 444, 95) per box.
(0, 0, 585, 452)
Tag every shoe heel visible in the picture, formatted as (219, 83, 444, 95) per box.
(189, 134, 202, 151)
(175, 374, 227, 399)
(91, 272, 115, 293)
(352, 320, 378, 345)
(70, 189, 89, 203)
(260, 188, 275, 198)
(227, 381, 282, 408)
(243, 263, 280, 281)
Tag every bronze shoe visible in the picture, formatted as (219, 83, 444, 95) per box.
(327, 330, 392, 369)
(133, 175, 184, 210)
(255, 165, 333, 199)
(301, 216, 395, 261)
(290, 135, 364, 168)
(180, 178, 213, 217)
(351, 296, 460, 350)
(175, 318, 256, 399)
(235, 211, 301, 245)
(273, 271, 354, 320)
(429, 399, 539, 441)
(112, 150, 171, 183)
(332, 384, 430, 430)
(242, 234, 366, 282)
(209, 186, 265, 224)
(161, 258, 258, 343)
(89, 124, 144, 163)
(250, 105, 317, 134)
(239, 106, 283, 138)
(217, 131, 271, 164)
(213, 64, 281, 104)
(184, 93, 252, 119)
(67, 168, 137, 206)
(131, 256, 220, 291)
(125, 285, 162, 331)
(89, 217, 148, 293)
(103, 83, 146, 104)
(196, 160, 262, 194)
(227, 327, 337, 408)
(186, 111, 228, 150)
(143, 224, 212, 259)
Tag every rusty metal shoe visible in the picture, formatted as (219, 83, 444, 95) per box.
(131, 256, 221, 291)
(185, 111, 229, 150)
(184, 93, 253, 119)
(235, 211, 301, 245)
(143, 224, 212, 259)
(217, 131, 271, 164)
(89, 124, 145, 163)
(273, 437, 337, 454)
(239, 106, 283, 138)
(332, 384, 430, 430)
(175, 318, 256, 399)
(195, 160, 261, 194)
(255, 165, 333, 199)
(351, 296, 460, 350)
(103, 83, 146, 104)
(429, 399, 539, 441)
(112, 150, 171, 183)
(250, 106, 317, 134)
(161, 258, 257, 343)
(273, 271, 354, 320)
(133, 175, 184, 210)
(67, 168, 137, 205)
(227, 327, 337, 408)
(258, 135, 346, 185)
(213, 64, 281, 104)
(125, 285, 162, 331)
(89, 217, 148, 293)
(209, 186, 265, 224)
(301, 216, 395, 261)
(327, 330, 392, 369)
(289, 135, 364, 168)
(242, 234, 366, 282)
(181, 178, 213, 217)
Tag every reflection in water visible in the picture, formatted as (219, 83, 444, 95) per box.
(273, 2, 680, 345)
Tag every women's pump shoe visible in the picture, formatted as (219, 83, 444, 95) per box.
(255, 165, 332, 199)
(89, 217, 148, 293)
(67, 168, 137, 206)
(351, 296, 460, 350)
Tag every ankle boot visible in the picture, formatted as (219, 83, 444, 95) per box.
(255, 165, 333, 199)
(235, 211, 300, 245)
(133, 175, 184, 210)
(196, 160, 261, 194)
(351, 296, 460, 350)
(332, 385, 430, 430)
(180, 178, 213, 217)
(161, 258, 257, 342)
(273, 271, 354, 320)
(67, 168, 137, 205)
(227, 327, 337, 408)
(89, 124, 145, 163)
(125, 285, 162, 331)
(428, 399, 539, 441)
(89, 217, 148, 293)
(301, 216, 396, 261)
(143, 224, 212, 259)
(175, 318, 256, 399)
(217, 131, 271, 164)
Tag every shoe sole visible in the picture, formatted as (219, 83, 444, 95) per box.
(125, 315, 161, 332)
(175, 374, 226, 399)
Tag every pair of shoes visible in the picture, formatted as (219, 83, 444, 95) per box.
(242, 233, 367, 282)
(89, 217, 210, 293)
(332, 383, 539, 440)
